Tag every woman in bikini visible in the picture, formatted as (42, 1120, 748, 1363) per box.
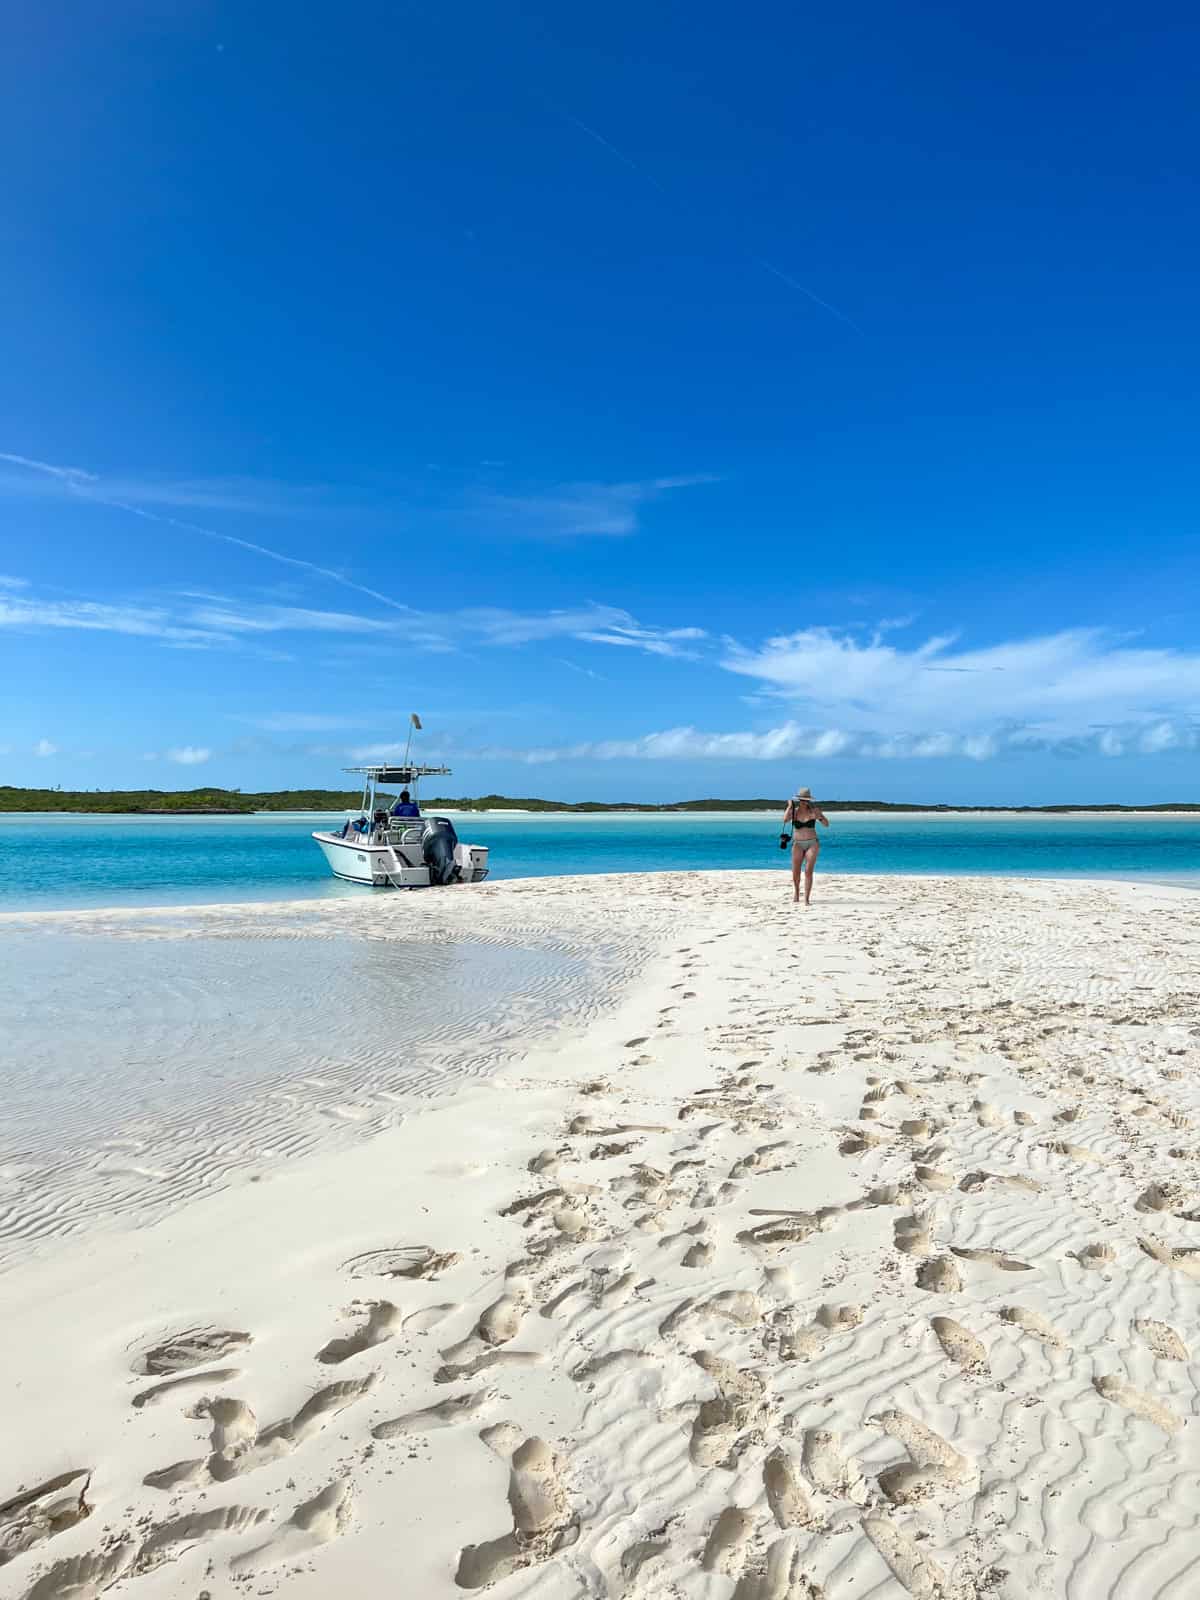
(781, 787, 830, 905)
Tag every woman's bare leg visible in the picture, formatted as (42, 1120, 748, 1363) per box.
(791, 848, 803, 902)
(803, 845, 819, 905)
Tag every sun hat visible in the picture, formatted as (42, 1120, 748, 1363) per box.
(793, 786, 814, 800)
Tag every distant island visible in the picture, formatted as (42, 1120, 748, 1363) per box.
(2, 786, 1197, 815)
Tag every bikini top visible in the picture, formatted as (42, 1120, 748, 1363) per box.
(790, 806, 819, 827)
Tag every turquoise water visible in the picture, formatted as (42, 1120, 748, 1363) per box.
(0, 811, 1197, 911)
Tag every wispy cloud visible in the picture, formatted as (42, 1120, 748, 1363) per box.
(576, 621, 708, 659)
(0, 580, 702, 665)
(469, 475, 715, 539)
(0, 574, 30, 589)
(167, 746, 211, 765)
(33, 738, 58, 757)
(0, 451, 413, 613)
(0, 456, 328, 516)
(0, 594, 229, 646)
(233, 712, 367, 732)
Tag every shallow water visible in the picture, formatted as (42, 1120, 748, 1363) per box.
(1, 810, 1197, 911)
(0, 910, 637, 1264)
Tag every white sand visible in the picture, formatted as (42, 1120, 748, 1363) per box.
(2, 871, 1200, 1600)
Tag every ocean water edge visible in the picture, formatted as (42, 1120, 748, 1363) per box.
(1, 810, 1197, 912)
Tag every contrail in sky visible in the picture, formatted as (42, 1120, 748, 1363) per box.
(561, 115, 863, 334)
(563, 114, 667, 191)
(753, 257, 864, 335)
(0, 452, 412, 612)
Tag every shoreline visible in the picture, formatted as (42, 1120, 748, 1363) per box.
(4, 806, 1200, 819)
(1, 865, 1198, 927)
(4, 872, 1200, 1596)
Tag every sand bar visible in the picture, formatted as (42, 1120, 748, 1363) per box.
(2, 871, 1200, 1600)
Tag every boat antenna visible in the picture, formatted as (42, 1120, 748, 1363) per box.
(403, 711, 422, 770)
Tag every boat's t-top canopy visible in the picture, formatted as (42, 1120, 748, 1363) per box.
(343, 762, 452, 816)
(343, 764, 452, 784)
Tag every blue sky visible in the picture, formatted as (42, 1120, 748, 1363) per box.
(2, 0, 1199, 803)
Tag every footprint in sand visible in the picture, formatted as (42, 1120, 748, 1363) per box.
(476, 1274, 534, 1347)
(132, 1326, 252, 1376)
(134, 1504, 268, 1574)
(342, 1245, 462, 1281)
(1041, 1139, 1105, 1164)
(374, 1390, 494, 1438)
(701, 1506, 756, 1577)
(146, 1375, 376, 1490)
(229, 1479, 353, 1575)
(915, 1256, 962, 1294)
(800, 1429, 867, 1503)
(914, 1165, 956, 1191)
(317, 1301, 401, 1364)
(23, 1544, 134, 1600)
(775, 1304, 862, 1361)
(930, 1317, 989, 1377)
(959, 1170, 1040, 1194)
(1133, 1319, 1189, 1361)
(480, 1420, 524, 1457)
(435, 1349, 544, 1385)
(132, 1368, 243, 1409)
(950, 1246, 1033, 1273)
(28, 1506, 270, 1599)
(1001, 1305, 1065, 1347)
(403, 1302, 459, 1334)
(1138, 1238, 1200, 1281)
(1070, 1242, 1116, 1272)
(737, 1210, 838, 1251)
(689, 1352, 766, 1467)
(1136, 1182, 1196, 1215)
(455, 1438, 573, 1590)
(1094, 1374, 1183, 1434)
(894, 1215, 933, 1257)
(0, 1470, 92, 1568)
(871, 1408, 973, 1503)
(732, 1538, 824, 1599)
(763, 1447, 820, 1529)
(861, 1514, 946, 1597)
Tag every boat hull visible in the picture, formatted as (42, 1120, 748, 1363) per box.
(312, 831, 489, 888)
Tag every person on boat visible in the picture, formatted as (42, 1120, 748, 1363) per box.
(390, 789, 420, 818)
(781, 787, 830, 905)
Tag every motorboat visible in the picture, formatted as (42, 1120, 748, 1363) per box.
(312, 763, 490, 888)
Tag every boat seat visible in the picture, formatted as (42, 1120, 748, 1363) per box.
(387, 824, 427, 847)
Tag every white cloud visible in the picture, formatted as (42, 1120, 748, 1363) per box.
(33, 738, 58, 757)
(0, 574, 29, 588)
(167, 746, 211, 765)
(500, 717, 1199, 765)
(722, 626, 1200, 747)
(1139, 720, 1181, 754)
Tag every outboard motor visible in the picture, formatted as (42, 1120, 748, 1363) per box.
(422, 817, 460, 885)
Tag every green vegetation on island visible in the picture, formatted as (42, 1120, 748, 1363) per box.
(1, 786, 1197, 815)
